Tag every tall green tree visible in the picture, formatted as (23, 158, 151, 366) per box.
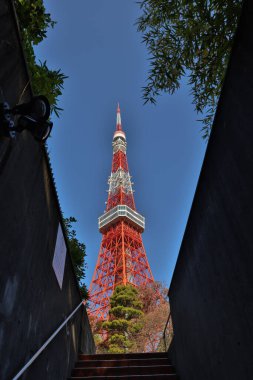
(137, 0, 243, 138)
(102, 285, 144, 353)
(63, 217, 88, 300)
(15, 0, 67, 116)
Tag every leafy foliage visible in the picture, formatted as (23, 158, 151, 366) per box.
(15, 0, 67, 116)
(137, 282, 169, 352)
(101, 285, 144, 353)
(138, 281, 167, 313)
(137, 0, 243, 138)
(93, 282, 170, 353)
(63, 217, 88, 300)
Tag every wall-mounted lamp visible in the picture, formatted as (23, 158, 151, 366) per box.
(0, 96, 53, 142)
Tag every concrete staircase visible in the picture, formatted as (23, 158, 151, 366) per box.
(69, 352, 178, 379)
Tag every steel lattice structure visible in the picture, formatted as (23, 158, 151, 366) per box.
(88, 104, 154, 320)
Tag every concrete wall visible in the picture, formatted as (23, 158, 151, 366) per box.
(168, 1, 253, 379)
(0, 1, 95, 379)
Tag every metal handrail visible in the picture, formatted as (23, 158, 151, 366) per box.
(12, 301, 84, 380)
(163, 312, 173, 351)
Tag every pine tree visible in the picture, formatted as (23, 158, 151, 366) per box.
(102, 285, 144, 353)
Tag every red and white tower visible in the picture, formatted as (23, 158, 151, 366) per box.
(89, 104, 154, 320)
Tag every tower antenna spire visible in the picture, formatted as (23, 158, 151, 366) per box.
(116, 102, 122, 131)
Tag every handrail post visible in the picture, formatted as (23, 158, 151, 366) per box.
(163, 312, 173, 352)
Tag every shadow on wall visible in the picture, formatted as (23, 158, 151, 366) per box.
(0, 2, 95, 380)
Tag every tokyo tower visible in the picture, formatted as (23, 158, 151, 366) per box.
(88, 104, 154, 320)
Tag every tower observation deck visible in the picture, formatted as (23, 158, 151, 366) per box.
(88, 104, 154, 320)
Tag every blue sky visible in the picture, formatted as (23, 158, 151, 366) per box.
(35, 1, 206, 288)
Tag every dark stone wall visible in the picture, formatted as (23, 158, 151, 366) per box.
(168, 1, 253, 379)
(0, 2, 95, 379)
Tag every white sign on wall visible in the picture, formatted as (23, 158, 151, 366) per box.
(52, 223, 67, 289)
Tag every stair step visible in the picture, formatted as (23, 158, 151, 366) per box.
(75, 358, 171, 367)
(72, 364, 175, 377)
(71, 352, 178, 379)
(69, 375, 177, 379)
(78, 352, 169, 361)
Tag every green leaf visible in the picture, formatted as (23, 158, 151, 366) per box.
(15, 0, 67, 117)
(136, 0, 243, 138)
